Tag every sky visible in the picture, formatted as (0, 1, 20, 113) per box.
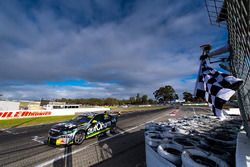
(0, 0, 227, 100)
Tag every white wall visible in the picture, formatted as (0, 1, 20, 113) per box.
(0, 101, 20, 111)
(73, 107, 110, 113)
(0, 107, 110, 120)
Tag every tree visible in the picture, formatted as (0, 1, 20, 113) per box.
(183, 92, 193, 102)
(174, 94, 179, 101)
(104, 98, 119, 106)
(148, 99, 155, 104)
(40, 98, 50, 106)
(135, 93, 141, 104)
(129, 97, 136, 104)
(153, 85, 177, 104)
(141, 95, 148, 104)
(119, 99, 130, 105)
(193, 97, 205, 103)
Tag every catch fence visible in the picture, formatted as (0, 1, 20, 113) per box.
(205, 0, 250, 137)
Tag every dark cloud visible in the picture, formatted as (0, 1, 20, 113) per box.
(0, 0, 227, 99)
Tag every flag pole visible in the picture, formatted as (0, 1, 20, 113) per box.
(194, 44, 211, 96)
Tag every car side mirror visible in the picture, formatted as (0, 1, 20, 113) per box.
(92, 120, 97, 124)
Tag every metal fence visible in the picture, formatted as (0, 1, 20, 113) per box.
(227, 0, 250, 138)
(205, 0, 250, 138)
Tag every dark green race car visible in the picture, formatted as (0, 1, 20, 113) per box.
(47, 112, 117, 146)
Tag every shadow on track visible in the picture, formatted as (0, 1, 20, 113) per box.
(91, 128, 146, 167)
(53, 146, 73, 167)
(0, 144, 45, 156)
(49, 127, 146, 167)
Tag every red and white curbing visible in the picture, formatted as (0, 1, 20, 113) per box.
(169, 109, 179, 116)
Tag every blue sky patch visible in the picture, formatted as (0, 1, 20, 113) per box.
(47, 80, 89, 87)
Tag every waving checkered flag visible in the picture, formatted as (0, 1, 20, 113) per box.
(194, 59, 243, 119)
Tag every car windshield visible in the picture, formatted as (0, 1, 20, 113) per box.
(71, 115, 92, 124)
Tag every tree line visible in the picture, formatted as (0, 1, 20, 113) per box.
(153, 85, 205, 103)
(40, 85, 205, 106)
(53, 93, 156, 106)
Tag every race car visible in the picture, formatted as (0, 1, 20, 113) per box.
(47, 112, 117, 146)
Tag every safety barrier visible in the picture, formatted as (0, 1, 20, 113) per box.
(145, 115, 241, 166)
(0, 107, 110, 120)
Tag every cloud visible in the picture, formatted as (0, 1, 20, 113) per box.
(0, 0, 227, 99)
(0, 82, 129, 100)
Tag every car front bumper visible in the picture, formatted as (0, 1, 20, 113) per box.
(48, 136, 73, 146)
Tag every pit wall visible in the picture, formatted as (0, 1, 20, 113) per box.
(0, 107, 110, 120)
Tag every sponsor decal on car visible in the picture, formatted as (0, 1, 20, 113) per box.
(87, 121, 112, 135)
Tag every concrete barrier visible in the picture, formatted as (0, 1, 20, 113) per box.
(236, 131, 250, 167)
(0, 108, 110, 120)
(224, 108, 240, 116)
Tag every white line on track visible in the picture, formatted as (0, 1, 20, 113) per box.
(5, 130, 27, 135)
(32, 136, 45, 144)
(31, 136, 66, 152)
(36, 112, 170, 167)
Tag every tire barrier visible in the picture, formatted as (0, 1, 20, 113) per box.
(145, 130, 162, 136)
(145, 133, 164, 147)
(185, 135, 204, 146)
(206, 133, 236, 146)
(145, 122, 163, 131)
(215, 125, 240, 133)
(145, 115, 241, 167)
(157, 143, 182, 165)
(161, 131, 185, 139)
(174, 127, 190, 135)
(182, 149, 229, 167)
(213, 127, 238, 134)
(172, 137, 196, 149)
(146, 144, 176, 167)
(197, 145, 231, 161)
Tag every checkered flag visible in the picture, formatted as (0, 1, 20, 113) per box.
(194, 59, 243, 118)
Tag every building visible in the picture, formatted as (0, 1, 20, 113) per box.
(44, 104, 82, 110)
(0, 101, 20, 110)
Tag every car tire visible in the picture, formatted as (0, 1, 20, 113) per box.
(73, 131, 86, 145)
(110, 126, 117, 134)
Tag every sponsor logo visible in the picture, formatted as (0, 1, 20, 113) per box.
(87, 121, 111, 135)
(0, 111, 52, 119)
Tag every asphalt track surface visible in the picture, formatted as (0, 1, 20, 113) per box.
(0, 106, 208, 167)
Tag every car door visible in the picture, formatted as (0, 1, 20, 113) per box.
(94, 114, 112, 132)
(86, 114, 102, 136)
(93, 114, 105, 132)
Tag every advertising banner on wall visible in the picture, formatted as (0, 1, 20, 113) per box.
(0, 108, 110, 120)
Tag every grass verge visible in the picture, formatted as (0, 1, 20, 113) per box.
(0, 115, 76, 129)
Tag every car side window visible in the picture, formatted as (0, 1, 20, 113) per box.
(94, 114, 104, 122)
